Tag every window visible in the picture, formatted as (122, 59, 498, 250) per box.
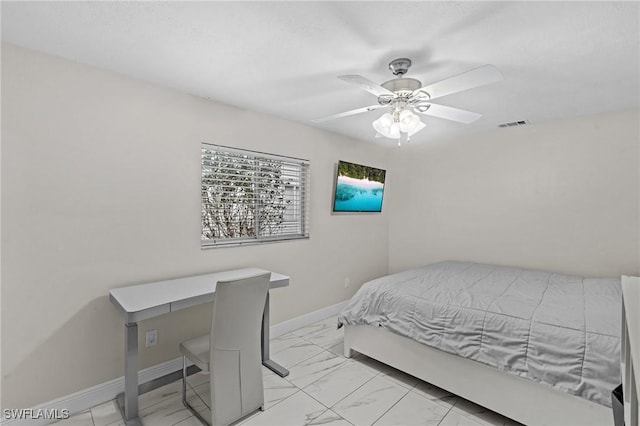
(201, 144, 310, 247)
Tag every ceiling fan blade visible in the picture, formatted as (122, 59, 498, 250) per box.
(338, 75, 395, 97)
(312, 104, 385, 123)
(415, 103, 482, 124)
(415, 65, 503, 100)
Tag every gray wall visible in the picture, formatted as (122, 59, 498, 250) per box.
(1, 44, 390, 408)
(388, 109, 640, 277)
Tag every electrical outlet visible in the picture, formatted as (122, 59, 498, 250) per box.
(146, 329, 158, 348)
(344, 278, 350, 288)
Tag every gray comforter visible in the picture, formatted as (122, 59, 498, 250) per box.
(338, 261, 621, 406)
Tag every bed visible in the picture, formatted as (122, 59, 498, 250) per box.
(338, 261, 621, 426)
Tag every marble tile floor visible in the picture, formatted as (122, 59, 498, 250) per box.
(56, 317, 523, 426)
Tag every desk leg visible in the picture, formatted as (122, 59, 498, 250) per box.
(115, 322, 142, 426)
(261, 292, 289, 377)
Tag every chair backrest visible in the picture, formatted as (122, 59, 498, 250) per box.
(210, 272, 270, 350)
(208, 272, 270, 425)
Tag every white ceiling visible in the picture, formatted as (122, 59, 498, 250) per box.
(2, 1, 639, 146)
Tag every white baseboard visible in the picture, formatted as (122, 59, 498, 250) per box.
(1, 357, 187, 426)
(1, 300, 348, 425)
(270, 300, 348, 338)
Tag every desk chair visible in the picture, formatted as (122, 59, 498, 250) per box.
(180, 272, 271, 426)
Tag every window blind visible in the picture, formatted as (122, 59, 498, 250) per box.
(201, 143, 310, 247)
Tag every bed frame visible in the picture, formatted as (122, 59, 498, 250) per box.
(621, 276, 639, 426)
(344, 325, 612, 426)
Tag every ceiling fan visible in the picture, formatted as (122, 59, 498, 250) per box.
(312, 58, 503, 144)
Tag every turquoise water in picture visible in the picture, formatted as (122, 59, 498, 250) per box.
(333, 178, 384, 212)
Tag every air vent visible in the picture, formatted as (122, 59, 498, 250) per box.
(498, 120, 528, 128)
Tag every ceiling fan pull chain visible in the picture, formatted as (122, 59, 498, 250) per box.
(400, 131, 409, 146)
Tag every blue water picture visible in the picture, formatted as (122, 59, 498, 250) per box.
(333, 161, 386, 212)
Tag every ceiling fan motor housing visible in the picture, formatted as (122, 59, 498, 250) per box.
(381, 77, 422, 96)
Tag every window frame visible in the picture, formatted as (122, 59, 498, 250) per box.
(201, 143, 310, 248)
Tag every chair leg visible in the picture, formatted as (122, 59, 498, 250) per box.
(182, 356, 211, 426)
(182, 356, 187, 405)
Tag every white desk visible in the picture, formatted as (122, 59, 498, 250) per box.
(109, 268, 289, 426)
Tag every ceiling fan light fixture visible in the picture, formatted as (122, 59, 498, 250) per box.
(372, 113, 400, 139)
(373, 110, 425, 139)
(398, 110, 421, 133)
